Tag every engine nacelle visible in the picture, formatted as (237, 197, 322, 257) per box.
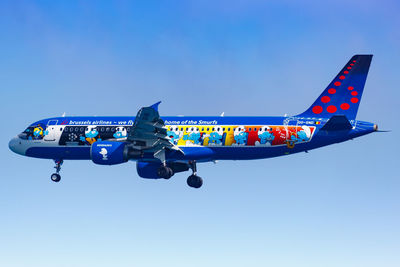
(136, 161, 160, 179)
(136, 161, 190, 179)
(91, 141, 129, 165)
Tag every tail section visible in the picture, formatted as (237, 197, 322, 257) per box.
(297, 55, 373, 120)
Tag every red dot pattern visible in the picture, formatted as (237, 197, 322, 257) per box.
(328, 88, 336, 94)
(311, 59, 360, 115)
(340, 103, 350, 110)
(321, 96, 331, 103)
(327, 105, 337, 113)
(312, 105, 323, 114)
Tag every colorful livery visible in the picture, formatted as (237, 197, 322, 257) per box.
(9, 55, 378, 188)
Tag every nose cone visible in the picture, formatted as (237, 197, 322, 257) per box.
(9, 137, 26, 155)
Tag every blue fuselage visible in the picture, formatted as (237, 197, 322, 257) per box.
(9, 116, 376, 162)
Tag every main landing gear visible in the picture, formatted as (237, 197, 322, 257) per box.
(157, 160, 203, 188)
(51, 159, 63, 182)
(157, 164, 174, 179)
(187, 161, 203, 189)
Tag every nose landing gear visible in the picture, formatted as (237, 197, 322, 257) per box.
(51, 159, 63, 182)
(187, 161, 203, 189)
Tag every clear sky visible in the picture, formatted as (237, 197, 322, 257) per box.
(0, 1, 399, 266)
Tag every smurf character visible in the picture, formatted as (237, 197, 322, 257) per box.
(167, 126, 183, 145)
(183, 127, 201, 145)
(286, 126, 312, 148)
(233, 126, 248, 146)
(80, 126, 101, 145)
(296, 126, 311, 142)
(255, 126, 275, 146)
(208, 126, 224, 145)
(99, 148, 108, 160)
(31, 126, 48, 140)
(113, 127, 128, 139)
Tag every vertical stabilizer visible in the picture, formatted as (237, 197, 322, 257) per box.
(297, 55, 372, 120)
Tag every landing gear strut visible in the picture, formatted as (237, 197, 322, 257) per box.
(155, 150, 174, 179)
(51, 159, 63, 182)
(187, 161, 203, 189)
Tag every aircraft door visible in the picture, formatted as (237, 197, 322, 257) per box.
(283, 117, 298, 148)
(44, 120, 58, 141)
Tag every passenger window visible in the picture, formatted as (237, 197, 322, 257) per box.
(75, 127, 79, 132)
(228, 128, 231, 131)
(106, 127, 110, 132)
(111, 127, 115, 131)
(207, 128, 209, 131)
(80, 127, 84, 132)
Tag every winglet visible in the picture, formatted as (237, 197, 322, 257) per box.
(150, 101, 162, 111)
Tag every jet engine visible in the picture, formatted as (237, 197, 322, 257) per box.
(90, 141, 141, 165)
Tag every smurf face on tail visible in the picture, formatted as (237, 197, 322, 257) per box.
(289, 126, 311, 143)
(255, 126, 275, 146)
(183, 127, 201, 145)
(208, 126, 224, 145)
(113, 127, 127, 139)
(167, 126, 183, 145)
(80, 127, 101, 145)
(233, 126, 248, 146)
(296, 126, 311, 142)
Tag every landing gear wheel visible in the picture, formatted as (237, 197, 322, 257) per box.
(157, 166, 174, 179)
(51, 159, 63, 183)
(51, 173, 61, 182)
(187, 175, 203, 188)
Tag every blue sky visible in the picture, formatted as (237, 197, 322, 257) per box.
(0, 1, 399, 266)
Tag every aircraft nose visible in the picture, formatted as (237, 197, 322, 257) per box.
(9, 137, 25, 155)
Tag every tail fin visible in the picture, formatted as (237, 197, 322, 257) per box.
(297, 55, 373, 120)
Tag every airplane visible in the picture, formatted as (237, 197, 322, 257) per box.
(9, 55, 378, 188)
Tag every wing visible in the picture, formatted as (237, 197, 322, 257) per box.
(127, 101, 183, 162)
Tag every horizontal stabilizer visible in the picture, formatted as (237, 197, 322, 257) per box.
(320, 115, 352, 131)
